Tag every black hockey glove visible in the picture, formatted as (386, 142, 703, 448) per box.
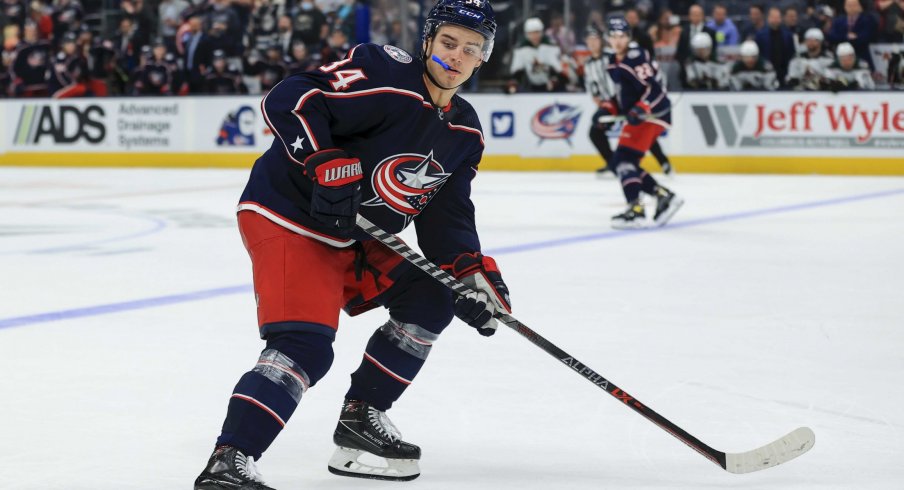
(303, 149, 363, 231)
(446, 253, 512, 337)
(626, 102, 651, 126)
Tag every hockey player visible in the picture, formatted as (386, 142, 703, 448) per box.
(194, 1, 510, 488)
(680, 32, 729, 90)
(729, 40, 778, 91)
(585, 27, 672, 178)
(604, 16, 683, 229)
(824, 42, 875, 91)
(785, 28, 834, 90)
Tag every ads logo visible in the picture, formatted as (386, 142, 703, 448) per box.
(14, 104, 105, 145)
(531, 103, 581, 145)
(217, 106, 256, 146)
(691, 104, 748, 147)
(491, 111, 514, 137)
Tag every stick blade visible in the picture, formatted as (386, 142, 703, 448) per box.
(724, 427, 815, 474)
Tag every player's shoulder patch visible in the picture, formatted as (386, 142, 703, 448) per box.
(627, 48, 642, 59)
(383, 45, 413, 64)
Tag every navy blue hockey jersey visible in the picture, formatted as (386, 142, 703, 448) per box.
(239, 43, 485, 264)
(606, 46, 671, 124)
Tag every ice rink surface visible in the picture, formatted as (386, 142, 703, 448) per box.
(1, 167, 902, 489)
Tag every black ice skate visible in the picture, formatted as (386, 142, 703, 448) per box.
(611, 200, 647, 229)
(652, 187, 685, 227)
(194, 445, 275, 490)
(328, 399, 421, 481)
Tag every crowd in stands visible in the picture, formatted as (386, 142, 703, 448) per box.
(0, 0, 902, 98)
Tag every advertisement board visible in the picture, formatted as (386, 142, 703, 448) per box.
(0, 92, 901, 174)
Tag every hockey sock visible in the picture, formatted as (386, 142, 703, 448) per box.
(216, 331, 334, 458)
(345, 319, 440, 411)
(613, 146, 645, 203)
(589, 124, 613, 164)
(640, 171, 659, 195)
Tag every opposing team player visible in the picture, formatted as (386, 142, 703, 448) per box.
(584, 26, 673, 179)
(194, 1, 510, 488)
(604, 16, 683, 229)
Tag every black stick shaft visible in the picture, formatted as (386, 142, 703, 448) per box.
(355, 215, 727, 470)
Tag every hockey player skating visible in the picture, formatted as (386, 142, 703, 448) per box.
(194, 1, 511, 488)
(584, 26, 673, 180)
(603, 17, 683, 229)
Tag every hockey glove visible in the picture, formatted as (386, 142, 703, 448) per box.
(446, 253, 512, 336)
(598, 99, 618, 116)
(626, 102, 651, 126)
(303, 149, 363, 231)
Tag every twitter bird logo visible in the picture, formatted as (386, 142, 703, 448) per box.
(491, 111, 514, 137)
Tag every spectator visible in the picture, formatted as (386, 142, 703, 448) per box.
(649, 8, 681, 52)
(676, 4, 717, 63)
(158, 0, 190, 50)
(887, 46, 903, 87)
(122, 0, 155, 48)
(786, 28, 834, 89)
(48, 31, 88, 98)
(9, 20, 50, 96)
(203, 48, 245, 93)
(508, 17, 565, 93)
(244, 42, 286, 93)
(292, 0, 327, 49)
(274, 14, 294, 54)
(824, 41, 875, 89)
(250, 0, 284, 52)
(740, 4, 766, 41)
(112, 16, 141, 75)
(729, 40, 778, 90)
(28, 1, 53, 40)
(625, 7, 654, 56)
(707, 4, 740, 47)
(755, 7, 795, 86)
(87, 38, 122, 96)
(319, 27, 349, 65)
(875, 0, 904, 43)
(546, 11, 576, 55)
(286, 40, 316, 74)
(681, 31, 729, 88)
(134, 39, 175, 95)
(2, 0, 28, 31)
(1, 47, 11, 96)
(51, 0, 83, 46)
(828, 0, 878, 70)
(207, 0, 243, 56)
(181, 10, 213, 92)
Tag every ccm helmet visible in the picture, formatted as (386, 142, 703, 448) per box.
(423, 0, 497, 61)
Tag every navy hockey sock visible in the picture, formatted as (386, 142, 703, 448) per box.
(216, 331, 334, 458)
(613, 147, 645, 203)
(345, 319, 440, 411)
(640, 171, 659, 195)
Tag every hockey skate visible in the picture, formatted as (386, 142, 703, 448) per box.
(194, 445, 275, 490)
(652, 187, 684, 227)
(611, 200, 647, 229)
(327, 399, 421, 481)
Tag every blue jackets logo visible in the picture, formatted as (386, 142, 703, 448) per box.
(491, 111, 514, 137)
(217, 106, 256, 146)
(531, 103, 582, 145)
(363, 151, 451, 217)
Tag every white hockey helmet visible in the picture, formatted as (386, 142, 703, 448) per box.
(691, 32, 712, 50)
(524, 17, 544, 34)
(804, 28, 824, 42)
(836, 42, 855, 58)
(740, 40, 759, 58)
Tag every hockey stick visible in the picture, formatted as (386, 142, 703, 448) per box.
(597, 106, 671, 124)
(355, 214, 815, 474)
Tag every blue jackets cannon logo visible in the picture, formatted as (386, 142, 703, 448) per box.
(530, 102, 581, 145)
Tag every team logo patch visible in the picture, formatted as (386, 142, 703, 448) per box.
(627, 48, 641, 59)
(216, 105, 256, 146)
(384, 45, 412, 64)
(531, 103, 582, 145)
(363, 151, 450, 216)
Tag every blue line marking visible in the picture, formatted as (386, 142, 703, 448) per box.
(0, 285, 252, 330)
(2, 188, 902, 331)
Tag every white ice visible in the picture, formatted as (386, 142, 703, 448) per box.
(1, 167, 902, 489)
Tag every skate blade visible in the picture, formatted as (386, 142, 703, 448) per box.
(610, 220, 648, 230)
(595, 171, 617, 180)
(654, 195, 685, 227)
(327, 446, 420, 481)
